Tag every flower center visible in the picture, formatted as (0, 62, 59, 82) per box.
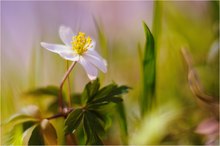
(71, 32, 92, 55)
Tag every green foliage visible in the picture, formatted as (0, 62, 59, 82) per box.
(116, 102, 128, 144)
(26, 86, 66, 113)
(64, 109, 84, 134)
(82, 78, 100, 104)
(152, 1, 162, 41)
(140, 22, 156, 116)
(2, 105, 42, 145)
(3, 105, 41, 132)
(64, 78, 130, 145)
(28, 125, 45, 145)
(93, 17, 108, 58)
(2, 105, 58, 145)
(26, 86, 59, 97)
(22, 124, 38, 145)
(83, 111, 104, 145)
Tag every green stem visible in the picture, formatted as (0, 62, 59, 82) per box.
(46, 108, 73, 120)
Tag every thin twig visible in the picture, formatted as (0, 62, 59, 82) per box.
(46, 113, 65, 120)
(58, 61, 77, 112)
(46, 108, 74, 120)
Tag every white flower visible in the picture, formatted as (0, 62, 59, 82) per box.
(41, 25, 107, 80)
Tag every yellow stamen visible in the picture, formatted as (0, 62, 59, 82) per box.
(71, 32, 92, 55)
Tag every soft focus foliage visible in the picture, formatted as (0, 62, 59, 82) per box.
(1, 1, 219, 145)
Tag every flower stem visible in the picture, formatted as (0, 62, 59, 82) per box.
(46, 108, 73, 120)
(66, 61, 72, 108)
(58, 61, 77, 112)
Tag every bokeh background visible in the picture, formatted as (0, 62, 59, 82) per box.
(1, 1, 219, 145)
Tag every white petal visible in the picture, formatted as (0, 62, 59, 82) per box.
(59, 25, 74, 47)
(79, 56, 98, 80)
(59, 50, 79, 61)
(41, 42, 78, 61)
(86, 49, 104, 60)
(86, 49, 107, 65)
(41, 42, 70, 53)
(83, 53, 107, 73)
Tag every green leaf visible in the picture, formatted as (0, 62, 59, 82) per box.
(47, 100, 59, 113)
(3, 125, 23, 145)
(141, 22, 156, 116)
(88, 110, 112, 131)
(26, 86, 59, 97)
(82, 78, 100, 104)
(3, 114, 39, 131)
(89, 85, 129, 105)
(22, 124, 38, 146)
(108, 97, 123, 103)
(2, 105, 41, 145)
(116, 102, 128, 144)
(28, 125, 44, 145)
(64, 109, 83, 134)
(92, 84, 117, 100)
(81, 79, 130, 106)
(152, 1, 162, 41)
(2, 105, 41, 132)
(40, 119, 58, 145)
(108, 85, 130, 97)
(71, 93, 82, 106)
(83, 111, 104, 145)
(93, 17, 107, 54)
(86, 111, 105, 134)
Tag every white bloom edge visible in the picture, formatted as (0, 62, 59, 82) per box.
(40, 26, 107, 80)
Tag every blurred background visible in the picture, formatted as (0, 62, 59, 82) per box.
(1, 1, 219, 145)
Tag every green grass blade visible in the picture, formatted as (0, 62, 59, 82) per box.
(93, 17, 108, 58)
(152, 1, 162, 41)
(116, 102, 128, 144)
(141, 22, 156, 116)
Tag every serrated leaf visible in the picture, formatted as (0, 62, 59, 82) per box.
(92, 84, 117, 100)
(86, 111, 105, 134)
(26, 86, 59, 97)
(108, 85, 130, 97)
(83, 115, 91, 144)
(141, 22, 156, 116)
(89, 132, 103, 145)
(108, 97, 123, 103)
(88, 110, 112, 131)
(89, 97, 123, 106)
(87, 102, 109, 109)
(83, 112, 104, 145)
(88, 85, 129, 105)
(40, 119, 57, 145)
(64, 109, 83, 134)
(82, 78, 100, 104)
(22, 124, 38, 146)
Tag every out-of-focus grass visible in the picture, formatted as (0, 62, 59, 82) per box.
(129, 1, 219, 145)
(1, 1, 219, 145)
